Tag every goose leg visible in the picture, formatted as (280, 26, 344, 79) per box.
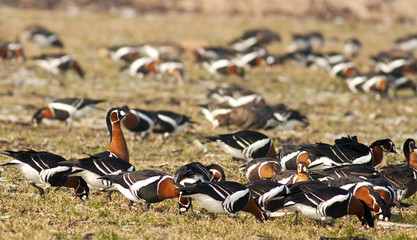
(144, 203, 151, 212)
(106, 191, 113, 201)
(30, 182, 45, 197)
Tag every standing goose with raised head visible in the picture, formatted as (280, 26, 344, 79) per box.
(380, 138, 417, 204)
(64, 108, 135, 192)
(95, 107, 130, 162)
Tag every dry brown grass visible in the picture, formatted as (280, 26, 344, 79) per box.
(1, 8, 417, 240)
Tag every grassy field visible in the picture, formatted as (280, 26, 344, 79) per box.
(1, 8, 417, 240)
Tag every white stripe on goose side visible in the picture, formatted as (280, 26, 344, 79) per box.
(223, 188, 249, 213)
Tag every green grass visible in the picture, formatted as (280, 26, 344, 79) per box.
(1, 8, 417, 240)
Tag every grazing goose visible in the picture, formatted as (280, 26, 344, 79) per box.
(179, 181, 267, 222)
(204, 130, 277, 161)
(1, 150, 88, 199)
(32, 98, 105, 128)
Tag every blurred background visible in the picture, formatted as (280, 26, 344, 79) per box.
(1, 0, 416, 24)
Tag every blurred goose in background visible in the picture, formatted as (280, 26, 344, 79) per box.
(395, 33, 417, 52)
(157, 59, 185, 84)
(32, 53, 85, 78)
(193, 46, 236, 64)
(287, 32, 324, 53)
(229, 28, 280, 52)
(17, 24, 63, 48)
(145, 40, 184, 60)
(233, 47, 270, 70)
(99, 44, 142, 63)
(203, 130, 277, 161)
(346, 72, 391, 98)
(152, 110, 193, 139)
(372, 50, 417, 75)
(32, 97, 105, 128)
(126, 56, 158, 78)
(206, 85, 265, 107)
(200, 102, 279, 130)
(343, 38, 362, 58)
(270, 103, 308, 130)
(121, 105, 158, 140)
(202, 58, 245, 78)
(0, 40, 24, 62)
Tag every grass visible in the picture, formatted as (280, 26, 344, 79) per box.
(1, 7, 417, 240)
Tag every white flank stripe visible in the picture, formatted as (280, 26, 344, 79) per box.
(317, 193, 350, 218)
(210, 184, 227, 199)
(157, 114, 178, 130)
(245, 163, 259, 179)
(227, 95, 259, 107)
(156, 176, 172, 193)
(244, 138, 270, 159)
(223, 189, 249, 212)
(258, 185, 287, 203)
(279, 151, 300, 170)
(305, 193, 319, 206)
(308, 157, 340, 170)
(131, 176, 161, 199)
(277, 176, 295, 185)
(129, 57, 154, 76)
(340, 183, 356, 191)
(31, 156, 46, 170)
(362, 76, 386, 93)
(93, 160, 112, 175)
(39, 166, 70, 185)
(49, 102, 77, 117)
(211, 108, 232, 117)
(352, 152, 372, 164)
(136, 111, 155, 127)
